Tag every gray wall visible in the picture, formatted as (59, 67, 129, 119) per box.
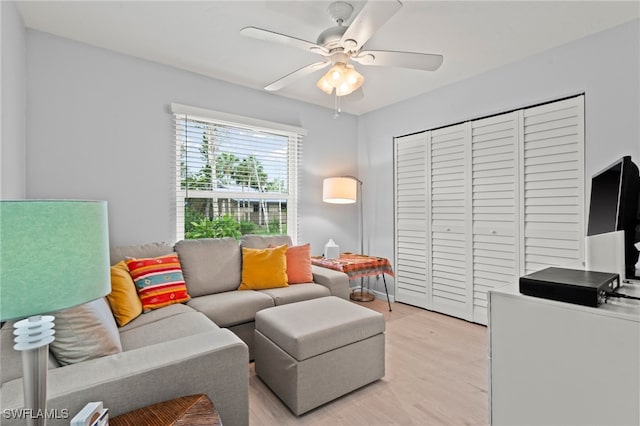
(358, 19, 640, 297)
(1, 1, 27, 199)
(25, 30, 359, 252)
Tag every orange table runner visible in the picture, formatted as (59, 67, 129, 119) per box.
(311, 253, 394, 281)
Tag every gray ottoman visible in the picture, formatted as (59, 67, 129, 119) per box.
(254, 296, 385, 415)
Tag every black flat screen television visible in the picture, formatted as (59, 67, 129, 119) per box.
(587, 156, 640, 279)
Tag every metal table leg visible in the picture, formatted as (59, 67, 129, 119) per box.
(381, 274, 392, 311)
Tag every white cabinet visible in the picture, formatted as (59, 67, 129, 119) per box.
(488, 284, 640, 425)
(394, 96, 585, 325)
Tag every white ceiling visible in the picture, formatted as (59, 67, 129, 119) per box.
(16, 1, 640, 115)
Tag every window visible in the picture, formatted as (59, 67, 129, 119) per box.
(172, 104, 306, 242)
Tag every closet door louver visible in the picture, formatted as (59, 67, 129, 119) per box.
(394, 132, 429, 308)
(521, 96, 584, 275)
(471, 112, 519, 325)
(429, 124, 472, 320)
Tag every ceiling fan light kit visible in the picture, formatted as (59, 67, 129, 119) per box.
(317, 62, 364, 96)
(241, 0, 443, 115)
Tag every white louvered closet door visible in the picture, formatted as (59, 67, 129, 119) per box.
(429, 124, 472, 321)
(471, 112, 519, 325)
(521, 96, 585, 275)
(393, 95, 584, 325)
(394, 132, 429, 308)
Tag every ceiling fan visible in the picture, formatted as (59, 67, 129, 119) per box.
(240, 0, 443, 100)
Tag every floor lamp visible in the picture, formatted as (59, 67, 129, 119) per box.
(0, 200, 111, 426)
(322, 176, 374, 302)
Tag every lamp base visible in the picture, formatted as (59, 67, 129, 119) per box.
(349, 289, 375, 302)
(14, 315, 55, 426)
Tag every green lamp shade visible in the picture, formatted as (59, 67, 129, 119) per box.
(0, 200, 111, 321)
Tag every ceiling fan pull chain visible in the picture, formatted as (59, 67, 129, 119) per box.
(334, 92, 342, 119)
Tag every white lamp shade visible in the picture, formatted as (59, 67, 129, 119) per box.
(0, 200, 111, 321)
(323, 177, 357, 204)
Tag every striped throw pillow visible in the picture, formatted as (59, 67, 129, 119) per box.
(125, 254, 190, 311)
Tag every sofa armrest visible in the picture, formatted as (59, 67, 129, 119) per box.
(312, 265, 350, 300)
(0, 329, 249, 426)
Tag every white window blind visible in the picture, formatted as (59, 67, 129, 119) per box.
(171, 103, 305, 242)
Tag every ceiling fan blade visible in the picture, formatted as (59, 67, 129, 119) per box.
(353, 50, 444, 71)
(340, 0, 402, 51)
(265, 61, 330, 91)
(241, 26, 329, 56)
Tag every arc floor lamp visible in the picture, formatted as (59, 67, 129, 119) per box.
(322, 176, 374, 302)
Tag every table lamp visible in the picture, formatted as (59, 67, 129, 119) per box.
(0, 200, 110, 426)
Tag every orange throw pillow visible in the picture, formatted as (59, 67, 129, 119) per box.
(286, 243, 313, 284)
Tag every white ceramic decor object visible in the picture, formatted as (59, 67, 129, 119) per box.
(324, 239, 340, 259)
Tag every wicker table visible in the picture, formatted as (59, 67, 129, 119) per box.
(311, 253, 394, 311)
(110, 394, 221, 426)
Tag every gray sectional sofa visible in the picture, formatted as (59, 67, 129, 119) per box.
(0, 235, 350, 426)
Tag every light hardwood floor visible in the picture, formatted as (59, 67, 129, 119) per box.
(248, 298, 488, 425)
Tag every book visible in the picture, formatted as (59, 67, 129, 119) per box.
(70, 401, 108, 426)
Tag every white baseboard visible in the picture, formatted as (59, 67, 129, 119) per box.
(371, 288, 395, 303)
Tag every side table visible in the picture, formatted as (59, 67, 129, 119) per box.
(311, 253, 394, 311)
(110, 394, 221, 426)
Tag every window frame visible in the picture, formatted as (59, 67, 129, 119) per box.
(171, 103, 306, 242)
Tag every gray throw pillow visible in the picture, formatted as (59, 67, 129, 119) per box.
(49, 297, 122, 366)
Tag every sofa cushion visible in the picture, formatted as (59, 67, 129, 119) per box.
(240, 234, 292, 249)
(239, 245, 288, 290)
(49, 297, 122, 366)
(259, 284, 330, 305)
(175, 238, 242, 296)
(125, 254, 191, 311)
(107, 261, 143, 326)
(120, 311, 220, 351)
(0, 322, 23, 383)
(118, 303, 196, 332)
(110, 242, 174, 265)
(187, 290, 274, 327)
